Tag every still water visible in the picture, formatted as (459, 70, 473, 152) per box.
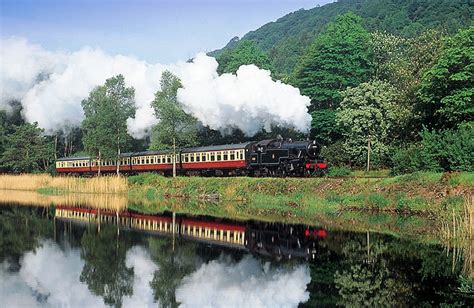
(0, 204, 472, 307)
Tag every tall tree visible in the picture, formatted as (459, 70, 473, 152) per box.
(336, 81, 399, 167)
(81, 75, 136, 175)
(294, 12, 373, 110)
(217, 40, 273, 74)
(150, 71, 198, 176)
(1, 122, 54, 173)
(418, 25, 474, 129)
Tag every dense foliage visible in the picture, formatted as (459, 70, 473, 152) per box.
(211, 0, 473, 75)
(216, 40, 273, 74)
(294, 13, 373, 109)
(392, 126, 474, 174)
(418, 26, 474, 129)
(1, 122, 54, 173)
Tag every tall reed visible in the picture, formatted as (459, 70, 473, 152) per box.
(441, 195, 473, 280)
(0, 174, 128, 194)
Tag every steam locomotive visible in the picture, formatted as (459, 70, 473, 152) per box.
(56, 139, 327, 177)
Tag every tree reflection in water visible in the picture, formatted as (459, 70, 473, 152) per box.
(80, 225, 134, 308)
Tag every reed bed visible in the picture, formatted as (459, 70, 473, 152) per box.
(441, 195, 473, 245)
(0, 174, 128, 194)
(0, 189, 128, 210)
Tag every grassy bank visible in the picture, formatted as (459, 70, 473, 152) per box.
(128, 172, 473, 217)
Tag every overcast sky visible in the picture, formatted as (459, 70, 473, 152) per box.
(1, 0, 335, 63)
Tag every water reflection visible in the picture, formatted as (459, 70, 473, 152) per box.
(0, 204, 472, 307)
(0, 189, 127, 210)
(175, 255, 310, 307)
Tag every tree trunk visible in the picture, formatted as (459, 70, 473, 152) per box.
(366, 137, 371, 172)
(173, 138, 177, 178)
(116, 145, 120, 176)
(116, 128, 120, 176)
(98, 150, 102, 176)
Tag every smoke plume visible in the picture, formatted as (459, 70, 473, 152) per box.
(0, 37, 311, 137)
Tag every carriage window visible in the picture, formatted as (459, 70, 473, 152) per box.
(202, 154, 206, 162)
(196, 154, 200, 162)
(167, 156, 171, 163)
(217, 153, 222, 161)
(184, 154, 188, 163)
(223, 153, 228, 160)
(146, 158, 149, 164)
(210, 154, 215, 161)
(230, 153, 235, 160)
(157, 157, 161, 164)
(190, 155, 194, 162)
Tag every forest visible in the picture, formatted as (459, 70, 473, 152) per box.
(0, 0, 472, 174)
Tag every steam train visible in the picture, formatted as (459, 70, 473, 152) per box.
(55, 206, 328, 261)
(56, 139, 328, 176)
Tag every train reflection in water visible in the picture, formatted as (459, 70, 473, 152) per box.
(55, 206, 327, 261)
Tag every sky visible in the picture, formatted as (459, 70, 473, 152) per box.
(1, 0, 335, 63)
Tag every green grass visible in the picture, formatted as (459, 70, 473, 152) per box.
(36, 187, 63, 195)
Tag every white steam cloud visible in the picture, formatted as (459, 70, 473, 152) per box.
(0, 37, 311, 137)
(176, 255, 311, 308)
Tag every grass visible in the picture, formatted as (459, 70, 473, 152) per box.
(0, 174, 128, 194)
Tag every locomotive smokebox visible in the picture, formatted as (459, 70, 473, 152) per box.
(306, 141, 320, 159)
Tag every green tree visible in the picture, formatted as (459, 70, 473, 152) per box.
(418, 26, 474, 129)
(217, 40, 273, 74)
(336, 81, 399, 167)
(150, 71, 198, 175)
(1, 122, 54, 173)
(81, 74, 136, 175)
(294, 13, 373, 110)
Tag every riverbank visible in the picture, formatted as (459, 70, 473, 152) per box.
(0, 172, 472, 241)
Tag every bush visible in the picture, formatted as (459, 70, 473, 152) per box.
(327, 166, 352, 177)
(392, 125, 473, 174)
(321, 141, 351, 166)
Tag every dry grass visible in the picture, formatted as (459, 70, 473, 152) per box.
(0, 189, 128, 210)
(0, 174, 128, 194)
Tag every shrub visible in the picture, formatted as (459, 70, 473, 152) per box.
(327, 166, 352, 177)
(392, 125, 473, 174)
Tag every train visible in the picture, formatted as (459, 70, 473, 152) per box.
(56, 139, 328, 177)
(55, 206, 328, 261)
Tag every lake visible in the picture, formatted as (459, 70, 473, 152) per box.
(0, 201, 472, 307)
